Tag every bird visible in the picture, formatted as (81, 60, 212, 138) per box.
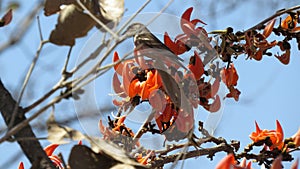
(122, 22, 186, 70)
(122, 23, 189, 110)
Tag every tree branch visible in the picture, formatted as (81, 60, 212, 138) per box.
(0, 80, 56, 169)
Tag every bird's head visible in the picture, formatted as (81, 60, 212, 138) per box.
(122, 23, 147, 37)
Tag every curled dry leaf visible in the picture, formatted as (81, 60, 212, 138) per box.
(44, 0, 75, 16)
(49, 4, 96, 46)
(47, 113, 85, 144)
(99, 0, 124, 22)
(0, 9, 13, 27)
(69, 144, 146, 169)
(45, 0, 124, 46)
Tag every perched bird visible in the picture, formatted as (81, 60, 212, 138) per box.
(122, 23, 190, 110)
(122, 22, 186, 69)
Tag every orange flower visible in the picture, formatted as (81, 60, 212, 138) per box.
(18, 144, 64, 169)
(154, 103, 175, 132)
(249, 120, 284, 150)
(275, 41, 291, 65)
(270, 156, 299, 169)
(216, 154, 252, 169)
(149, 89, 167, 113)
(136, 151, 153, 165)
(99, 116, 140, 147)
(164, 32, 189, 55)
(215, 154, 236, 169)
(281, 15, 300, 32)
(225, 86, 241, 101)
(180, 7, 207, 37)
(220, 63, 238, 87)
(174, 108, 194, 133)
(197, 77, 221, 112)
(129, 69, 162, 100)
(188, 51, 204, 80)
(202, 95, 221, 113)
(18, 162, 24, 169)
(270, 155, 283, 169)
(292, 127, 300, 147)
(244, 20, 277, 61)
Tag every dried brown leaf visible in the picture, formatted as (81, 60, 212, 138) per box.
(49, 4, 96, 46)
(263, 19, 276, 38)
(68, 145, 147, 169)
(99, 0, 124, 22)
(69, 145, 117, 169)
(0, 9, 13, 27)
(44, 0, 75, 16)
(87, 137, 145, 167)
(47, 113, 85, 144)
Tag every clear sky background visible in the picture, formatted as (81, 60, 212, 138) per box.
(0, 0, 299, 169)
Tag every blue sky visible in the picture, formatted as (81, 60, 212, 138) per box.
(0, 0, 299, 169)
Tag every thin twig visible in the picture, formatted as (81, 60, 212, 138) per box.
(150, 142, 238, 168)
(24, 84, 60, 113)
(8, 40, 48, 128)
(69, 41, 108, 74)
(132, 109, 156, 142)
(116, 0, 152, 34)
(76, 0, 119, 39)
(62, 46, 73, 75)
(37, 15, 43, 41)
(0, 1, 44, 54)
(245, 5, 300, 32)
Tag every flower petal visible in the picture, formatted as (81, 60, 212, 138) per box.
(275, 120, 284, 141)
(188, 51, 204, 80)
(216, 154, 236, 169)
(263, 19, 276, 38)
(18, 162, 24, 169)
(113, 51, 124, 75)
(270, 155, 282, 169)
(44, 144, 59, 156)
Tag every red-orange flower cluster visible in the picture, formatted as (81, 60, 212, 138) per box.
(216, 154, 252, 169)
(249, 120, 284, 150)
(164, 7, 210, 55)
(18, 144, 64, 169)
(220, 63, 241, 101)
(99, 116, 140, 147)
(292, 128, 300, 148)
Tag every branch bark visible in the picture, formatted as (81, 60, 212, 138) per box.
(0, 80, 56, 169)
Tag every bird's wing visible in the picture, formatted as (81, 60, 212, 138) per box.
(136, 32, 184, 62)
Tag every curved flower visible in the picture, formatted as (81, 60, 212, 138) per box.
(174, 108, 194, 133)
(220, 63, 238, 87)
(198, 77, 221, 112)
(155, 103, 175, 132)
(221, 64, 241, 101)
(216, 154, 252, 169)
(188, 51, 204, 80)
(18, 144, 64, 169)
(129, 69, 162, 100)
(244, 20, 277, 61)
(18, 162, 24, 169)
(292, 127, 300, 148)
(215, 153, 236, 169)
(275, 41, 291, 65)
(164, 32, 189, 55)
(281, 15, 300, 32)
(99, 116, 140, 147)
(249, 120, 284, 150)
(180, 7, 207, 37)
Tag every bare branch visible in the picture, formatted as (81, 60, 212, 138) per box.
(0, 80, 56, 169)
